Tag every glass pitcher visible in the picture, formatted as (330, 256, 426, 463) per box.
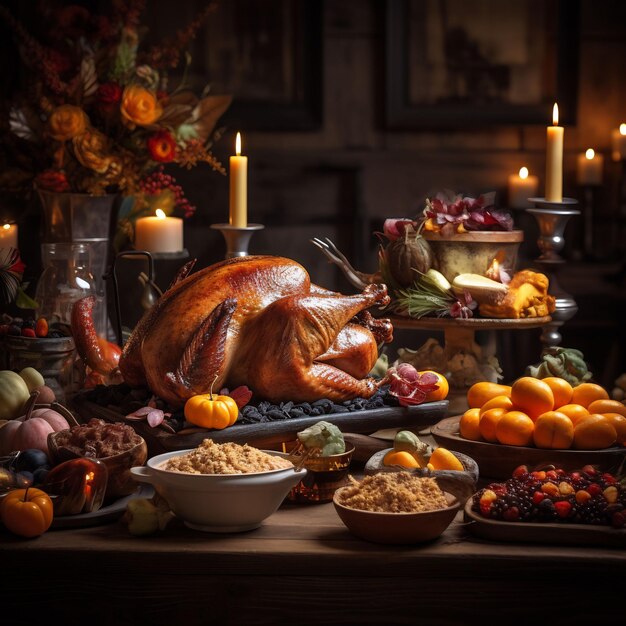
(34, 242, 105, 334)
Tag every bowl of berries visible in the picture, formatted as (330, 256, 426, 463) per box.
(1, 315, 75, 403)
(465, 464, 626, 547)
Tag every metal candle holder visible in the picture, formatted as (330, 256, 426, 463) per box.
(526, 197, 580, 348)
(211, 223, 264, 259)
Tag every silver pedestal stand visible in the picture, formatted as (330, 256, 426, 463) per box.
(211, 223, 264, 258)
(526, 197, 580, 348)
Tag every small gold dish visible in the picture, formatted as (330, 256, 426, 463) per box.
(285, 444, 355, 504)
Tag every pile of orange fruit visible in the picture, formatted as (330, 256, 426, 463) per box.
(459, 378, 626, 450)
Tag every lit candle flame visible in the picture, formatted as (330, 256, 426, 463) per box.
(155, 209, 166, 219)
(2, 224, 10, 230)
(585, 148, 595, 160)
(552, 103, 559, 126)
(486, 251, 506, 283)
(236, 131, 242, 156)
(519, 167, 529, 179)
(620, 123, 626, 136)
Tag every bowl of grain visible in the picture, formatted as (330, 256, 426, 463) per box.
(332, 472, 460, 544)
(130, 439, 305, 532)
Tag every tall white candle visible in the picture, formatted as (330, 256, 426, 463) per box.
(545, 103, 564, 202)
(229, 132, 248, 228)
(0, 223, 18, 249)
(507, 167, 538, 209)
(576, 149, 603, 186)
(611, 123, 626, 161)
(134, 209, 183, 253)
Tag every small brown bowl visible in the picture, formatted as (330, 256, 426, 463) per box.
(364, 449, 479, 504)
(333, 488, 459, 544)
(285, 445, 355, 504)
(48, 425, 148, 501)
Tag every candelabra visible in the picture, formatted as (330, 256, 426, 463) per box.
(211, 223, 264, 259)
(526, 197, 580, 349)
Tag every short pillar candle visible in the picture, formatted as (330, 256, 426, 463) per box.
(134, 209, 183, 253)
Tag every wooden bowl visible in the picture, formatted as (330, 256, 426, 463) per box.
(364, 448, 479, 504)
(48, 425, 148, 501)
(333, 489, 459, 544)
(432, 415, 626, 479)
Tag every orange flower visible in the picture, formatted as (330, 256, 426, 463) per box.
(120, 85, 162, 127)
(73, 128, 112, 174)
(147, 130, 176, 162)
(48, 105, 89, 141)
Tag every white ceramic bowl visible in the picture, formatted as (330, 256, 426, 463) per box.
(130, 449, 305, 532)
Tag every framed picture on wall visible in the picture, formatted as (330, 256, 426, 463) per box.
(384, 0, 579, 129)
(145, 0, 323, 131)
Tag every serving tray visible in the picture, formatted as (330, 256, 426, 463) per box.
(432, 415, 626, 479)
(71, 394, 449, 457)
(50, 485, 154, 530)
(463, 499, 626, 548)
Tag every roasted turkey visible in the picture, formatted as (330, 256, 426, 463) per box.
(72, 255, 393, 407)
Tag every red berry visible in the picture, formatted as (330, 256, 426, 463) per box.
(554, 501, 572, 518)
(602, 473, 617, 484)
(588, 483, 602, 497)
(532, 491, 546, 505)
(480, 501, 492, 516)
(582, 464, 597, 476)
(502, 507, 520, 522)
(545, 470, 558, 480)
(512, 465, 528, 479)
(21, 328, 36, 338)
(35, 317, 49, 338)
(612, 511, 626, 529)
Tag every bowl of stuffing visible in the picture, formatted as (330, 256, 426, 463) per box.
(332, 472, 460, 544)
(129, 438, 305, 532)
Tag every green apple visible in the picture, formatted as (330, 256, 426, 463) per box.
(19, 367, 45, 392)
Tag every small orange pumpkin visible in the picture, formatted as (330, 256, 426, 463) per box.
(184, 382, 239, 430)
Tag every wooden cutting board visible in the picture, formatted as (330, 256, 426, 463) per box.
(71, 394, 449, 458)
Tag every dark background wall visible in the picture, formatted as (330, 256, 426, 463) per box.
(1, 0, 625, 388)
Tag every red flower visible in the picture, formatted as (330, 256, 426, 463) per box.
(96, 82, 123, 113)
(35, 170, 70, 192)
(147, 131, 177, 163)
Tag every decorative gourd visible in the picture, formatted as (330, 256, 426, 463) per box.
(184, 382, 239, 430)
(0, 370, 30, 420)
(0, 390, 72, 456)
(18, 367, 45, 392)
(0, 487, 54, 537)
(384, 227, 433, 288)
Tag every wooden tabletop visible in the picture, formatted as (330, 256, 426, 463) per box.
(1, 497, 623, 626)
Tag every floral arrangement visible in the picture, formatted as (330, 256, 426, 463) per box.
(0, 0, 231, 247)
(419, 190, 513, 236)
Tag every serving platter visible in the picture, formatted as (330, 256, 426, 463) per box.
(72, 394, 449, 457)
(431, 415, 626, 479)
(463, 499, 626, 548)
(50, 485, 154, 530)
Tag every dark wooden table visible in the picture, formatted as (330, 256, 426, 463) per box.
(1, 498, 624, 626)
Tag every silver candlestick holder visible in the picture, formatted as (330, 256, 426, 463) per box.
(211, 223, 264, 259)
(526, 197, 580, 348)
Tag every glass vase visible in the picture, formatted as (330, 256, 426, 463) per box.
(37, 189, 119, 338)
(34, 242, 100, 330)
